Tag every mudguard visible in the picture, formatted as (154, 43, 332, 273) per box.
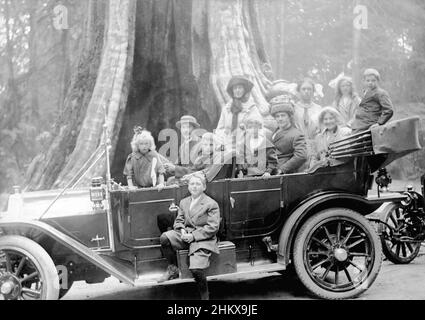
(0, 219, 136, 285)
(277, 192, 387, 267)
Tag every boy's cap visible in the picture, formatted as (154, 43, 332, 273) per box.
(364, 68, 381, 81)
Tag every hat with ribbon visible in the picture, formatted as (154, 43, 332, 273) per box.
(176, 115, 201, 130)
(244, 114, 264, 128)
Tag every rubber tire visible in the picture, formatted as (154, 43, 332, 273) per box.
(0, 235, 60, 300)
(293, 208, 383, 300)
(379, 203, 421, 264)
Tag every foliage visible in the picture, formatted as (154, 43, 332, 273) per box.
(0, 0, 84, 199)
(260, 0, 425, 106)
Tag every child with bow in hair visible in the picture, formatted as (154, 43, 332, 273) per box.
(123, 127, 165, 191)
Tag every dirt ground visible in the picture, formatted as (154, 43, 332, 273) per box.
(63, 253, 425, 300)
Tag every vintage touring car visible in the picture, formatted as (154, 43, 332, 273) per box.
(0, 117, 423, 300)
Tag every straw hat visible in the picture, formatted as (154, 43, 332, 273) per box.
(176, 115, 201, 130)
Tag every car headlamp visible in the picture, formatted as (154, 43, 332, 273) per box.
(90, 177, 105, 210)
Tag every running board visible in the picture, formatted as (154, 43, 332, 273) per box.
(134, 263, 286, 288)
(366, 193, 407, 203)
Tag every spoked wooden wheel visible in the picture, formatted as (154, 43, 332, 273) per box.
(0, 236, 60, 300)
(293, 208, 382, 300)
(379, 203, 421, 264)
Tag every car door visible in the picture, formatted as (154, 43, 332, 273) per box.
(226, 176, 283, 238)
(122, 186, 181, 248)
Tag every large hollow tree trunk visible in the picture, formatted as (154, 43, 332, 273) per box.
(27, 0, 275, 190)
(112, 0, 274, 183)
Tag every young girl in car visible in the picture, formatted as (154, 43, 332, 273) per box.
(123, 128, 165, 190)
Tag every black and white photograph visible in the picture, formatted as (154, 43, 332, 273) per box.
(0, 0, 425, 307)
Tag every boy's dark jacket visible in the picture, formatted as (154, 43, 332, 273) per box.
(352, 87, 394, 132)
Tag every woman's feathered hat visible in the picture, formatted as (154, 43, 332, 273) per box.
(270, 95, 294, 117)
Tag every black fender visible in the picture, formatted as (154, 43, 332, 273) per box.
(277, 192, 382, 267)
(0, 219, 135, 285)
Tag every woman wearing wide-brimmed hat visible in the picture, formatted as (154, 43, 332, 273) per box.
(216, 75, 263, 148)
(270, 95, 307, 174)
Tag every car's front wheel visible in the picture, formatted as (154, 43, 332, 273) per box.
(0, 235, 60, 300)
(293, 208, 382, 300)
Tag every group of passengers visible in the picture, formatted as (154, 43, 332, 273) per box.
(123, 68, 394, 190)
(121, 68, 395, 300)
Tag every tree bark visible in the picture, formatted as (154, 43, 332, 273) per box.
(255, 0, 285, 80)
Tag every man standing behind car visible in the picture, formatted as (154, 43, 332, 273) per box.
(157, 173, 220, 300)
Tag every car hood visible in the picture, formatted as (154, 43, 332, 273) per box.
(0, 189, 94, 221)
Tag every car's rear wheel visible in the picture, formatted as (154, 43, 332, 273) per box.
(293, 208, 382, 300)
(0, 236, 60, 300)
(379, 203, 421, 264)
